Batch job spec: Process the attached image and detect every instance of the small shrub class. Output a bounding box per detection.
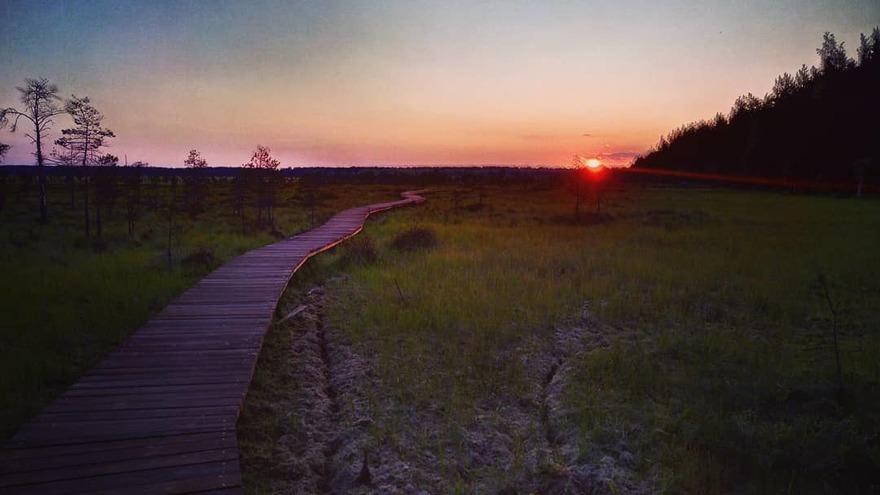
[181,247,215,271]
[640,209,708,229]
[550,212,614,226]
[341,234,378,267]
[91,238,108,252]
[391,227,438,252]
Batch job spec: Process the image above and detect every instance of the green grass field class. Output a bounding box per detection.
[2,174,878,493]
[240,183,880,493]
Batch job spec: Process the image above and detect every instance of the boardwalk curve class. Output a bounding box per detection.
[0,191,426,494]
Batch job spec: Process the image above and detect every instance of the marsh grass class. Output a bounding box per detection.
[0,176,413,441]
[390,226,438,252]
[318,184,880,492]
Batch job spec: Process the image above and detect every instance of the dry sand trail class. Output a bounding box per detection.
[241,287,650,493]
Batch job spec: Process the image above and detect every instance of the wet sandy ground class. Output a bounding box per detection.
[240,286,648,494]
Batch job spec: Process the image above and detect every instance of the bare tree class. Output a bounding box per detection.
[244,145,281,227]
[300,173,323,229]
[814,273,844,393]
[569,155,586,218]
[93,153,119,239]
[232,166,247,229]
[166,175,180,271]
[0,148,8,211]
[125,161,147,238]
[183,149,208,215]
[0,78,64,223]
[54,95,115,238]
[0,167,7,211]
[51,143,78,210]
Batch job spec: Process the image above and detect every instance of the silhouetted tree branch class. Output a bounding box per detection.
[55,95,115,238]
[0,78,64,223]
[817,32,853,73]
[93,153,119,240]
[125,160,147,238]
[244,145,281,228]
[569,155,586,217]
[183,149,208,215]
[856,27,880,66]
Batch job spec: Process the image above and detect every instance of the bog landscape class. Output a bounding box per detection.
[1,3,879,495]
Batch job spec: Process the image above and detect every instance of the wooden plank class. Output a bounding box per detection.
[0,447,237,486]
[53,387,246,404]
[156,308,274,318]
[121,335,263,344]
[188,488,243,495]
[70,379,244,392]
[0,432,236,471]
[9,416,234,447]
[85,470,243,495]
[85,368,250,378]
[137,318,268,326]
[22,406,241,424]
[132,327,267,336]
[148,315,271,323]
[62,383,247,398]
[116,340,263,351]
[97,358,254,368]
[0,433,236,465]
[105,348,258,358]
[92,355,255,369]
[80,368,251,380]
[88,363,253,375]
[170,294,281,302]
[1,459,241,495]
[41,395,245,414]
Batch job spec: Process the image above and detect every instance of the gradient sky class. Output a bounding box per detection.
[1,1,877,168]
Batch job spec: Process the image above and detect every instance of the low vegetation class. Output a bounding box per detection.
[0,175,408,441]
[240,183,880,493]
[3,172,878,493]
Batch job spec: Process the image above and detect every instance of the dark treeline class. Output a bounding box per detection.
[634,29,880,193]
[0,164,564,184]
[0,163,583,250]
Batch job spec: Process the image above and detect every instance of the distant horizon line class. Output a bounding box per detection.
[0,162,634,169]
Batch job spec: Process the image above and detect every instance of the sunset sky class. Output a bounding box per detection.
[1,1,877,168]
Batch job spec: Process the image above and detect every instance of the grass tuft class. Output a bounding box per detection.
[390,226,438,252]
[340,234,379,267]
[316,184,880,493]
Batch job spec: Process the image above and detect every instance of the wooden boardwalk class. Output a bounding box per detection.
[0,191,425,495]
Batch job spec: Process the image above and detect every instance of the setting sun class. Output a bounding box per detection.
[586,158,602,169]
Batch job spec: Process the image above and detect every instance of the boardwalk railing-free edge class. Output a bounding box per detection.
[0,190,426,495]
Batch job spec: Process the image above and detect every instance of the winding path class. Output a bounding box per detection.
[0,191,425,495]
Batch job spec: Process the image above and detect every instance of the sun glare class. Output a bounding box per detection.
[586,158,602,169]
